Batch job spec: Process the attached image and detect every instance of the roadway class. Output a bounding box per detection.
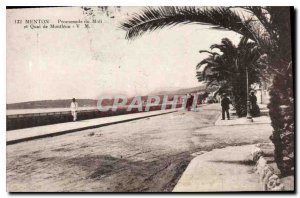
[7,104,271,192]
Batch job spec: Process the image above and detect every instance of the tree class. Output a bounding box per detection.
[119,6,294,175]
[196,37,263,117]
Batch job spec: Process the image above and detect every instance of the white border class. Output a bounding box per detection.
[1,0,299,198]
[2,0,300,6]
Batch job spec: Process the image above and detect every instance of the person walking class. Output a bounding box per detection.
[186,93,194,111]
[249,91,260,117]
[221,93,231,120]
[70,98,78,121]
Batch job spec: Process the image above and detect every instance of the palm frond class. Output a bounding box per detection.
[120,6,258,41]
[237,36,249,49]
[196,57,216,69]
[199,50,219,56]
[210,37,238,57]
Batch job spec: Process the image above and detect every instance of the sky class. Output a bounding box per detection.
[6,7,242,104]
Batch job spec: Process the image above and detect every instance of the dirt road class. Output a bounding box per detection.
[7,104,272,192]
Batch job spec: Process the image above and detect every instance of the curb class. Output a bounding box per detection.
[7,110,177,145]
[251,143,284,191]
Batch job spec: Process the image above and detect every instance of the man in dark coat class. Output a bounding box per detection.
[221,94,231,120]
[186,93,194,111]
[249,91,260,117]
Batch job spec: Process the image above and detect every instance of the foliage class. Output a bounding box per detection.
[196,37,263,117]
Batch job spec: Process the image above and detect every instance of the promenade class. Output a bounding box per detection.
[7,109,177,145]
[7,104,274,192]
[173,145,261,192]
[173,114,272,192]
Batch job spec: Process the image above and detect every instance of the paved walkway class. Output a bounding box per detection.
[173,107,272,192]
[7,109,177,145]
[215,107,271,126]
[215,114,271,126]
[173,145,261,192]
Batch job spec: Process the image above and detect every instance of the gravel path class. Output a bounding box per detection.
[7,104,272,192]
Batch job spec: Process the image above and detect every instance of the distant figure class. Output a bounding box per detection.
[70,98,78,121]
[221,93,231,120]
[249,91,260,117]
[186,93,194,111]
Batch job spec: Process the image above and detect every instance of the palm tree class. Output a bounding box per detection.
[120,6,293,176]
[196,37,263,117]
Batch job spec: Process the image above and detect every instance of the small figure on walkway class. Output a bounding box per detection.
[186,93,194,111]
[70,98,78,121]
[249,91,260,117]
[221,93,231,120]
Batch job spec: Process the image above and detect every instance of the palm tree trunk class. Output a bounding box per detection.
[268,62,294,176]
